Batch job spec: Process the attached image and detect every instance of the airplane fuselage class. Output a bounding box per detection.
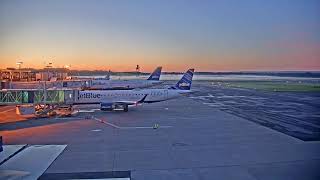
[76,89,190,104]
[89,79,162,90]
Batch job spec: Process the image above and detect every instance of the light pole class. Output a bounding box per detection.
[46,62,53,81]
[136,64,140,77]
[16,61,23,70]
[16,61,23,80]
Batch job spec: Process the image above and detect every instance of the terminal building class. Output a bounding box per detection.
[0,68,68,82]
[0,68,73,90]
[0,69,36,82]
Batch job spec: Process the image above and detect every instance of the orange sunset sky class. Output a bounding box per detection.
[0,0,319,72]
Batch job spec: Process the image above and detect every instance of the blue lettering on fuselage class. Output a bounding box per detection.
[78,92,102,99]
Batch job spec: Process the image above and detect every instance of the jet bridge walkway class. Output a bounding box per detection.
[0,89,78,105]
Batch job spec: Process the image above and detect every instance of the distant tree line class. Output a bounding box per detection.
[69,70,320,78]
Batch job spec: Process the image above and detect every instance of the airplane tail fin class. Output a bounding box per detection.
[147,67,162,80]
[169,69,194,90]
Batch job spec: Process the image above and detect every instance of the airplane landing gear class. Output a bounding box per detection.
[124,105,128,112]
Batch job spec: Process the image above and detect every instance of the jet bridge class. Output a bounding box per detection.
[0,89,77,105]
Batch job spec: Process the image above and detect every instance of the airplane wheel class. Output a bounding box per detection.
[124,105,128,112]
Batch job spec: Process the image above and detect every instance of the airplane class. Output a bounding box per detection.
[87,66,163,90]
[76,68,194,112]
[3,67,162,91]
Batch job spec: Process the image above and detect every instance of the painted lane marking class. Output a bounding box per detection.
[53,117,84,120]
[93,117,121,129]
[91,129,102,132]
[121,125,172,129]
[0,108,15,114]
[93,117,172,130]
[0,106,12,110]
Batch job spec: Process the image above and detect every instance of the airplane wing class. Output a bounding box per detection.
[102,94,148,106]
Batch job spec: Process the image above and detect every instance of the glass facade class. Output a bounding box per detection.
[0,90,71,104]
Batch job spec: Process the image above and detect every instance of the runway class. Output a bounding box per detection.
[0,81,319,179]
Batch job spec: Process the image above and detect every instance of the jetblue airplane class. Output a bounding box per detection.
[88,67,163,90]
[76,69,194,112]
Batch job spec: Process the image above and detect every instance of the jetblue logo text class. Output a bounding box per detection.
[179,82,190,87]
[79,93,102,99]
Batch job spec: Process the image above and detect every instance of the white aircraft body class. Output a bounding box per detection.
[87,67,163,90]
[76,69,194,112]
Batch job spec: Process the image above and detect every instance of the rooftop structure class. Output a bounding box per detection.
[0,68,69,82]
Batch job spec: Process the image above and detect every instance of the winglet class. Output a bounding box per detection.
[147,67,162,80]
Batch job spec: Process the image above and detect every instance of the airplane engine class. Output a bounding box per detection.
[114,104,129,112]
[100,103,129,112]
[100,103,113,111]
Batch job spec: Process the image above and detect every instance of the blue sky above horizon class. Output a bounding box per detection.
[0,0,319,71]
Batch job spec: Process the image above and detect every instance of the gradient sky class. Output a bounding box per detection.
[0,0,319,71]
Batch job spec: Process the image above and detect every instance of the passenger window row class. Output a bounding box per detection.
[104,93,146,96]
[99,92,163,97]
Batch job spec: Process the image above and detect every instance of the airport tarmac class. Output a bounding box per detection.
[189,81,320,141]
[0,106,26,124]
[0,81,320,179]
